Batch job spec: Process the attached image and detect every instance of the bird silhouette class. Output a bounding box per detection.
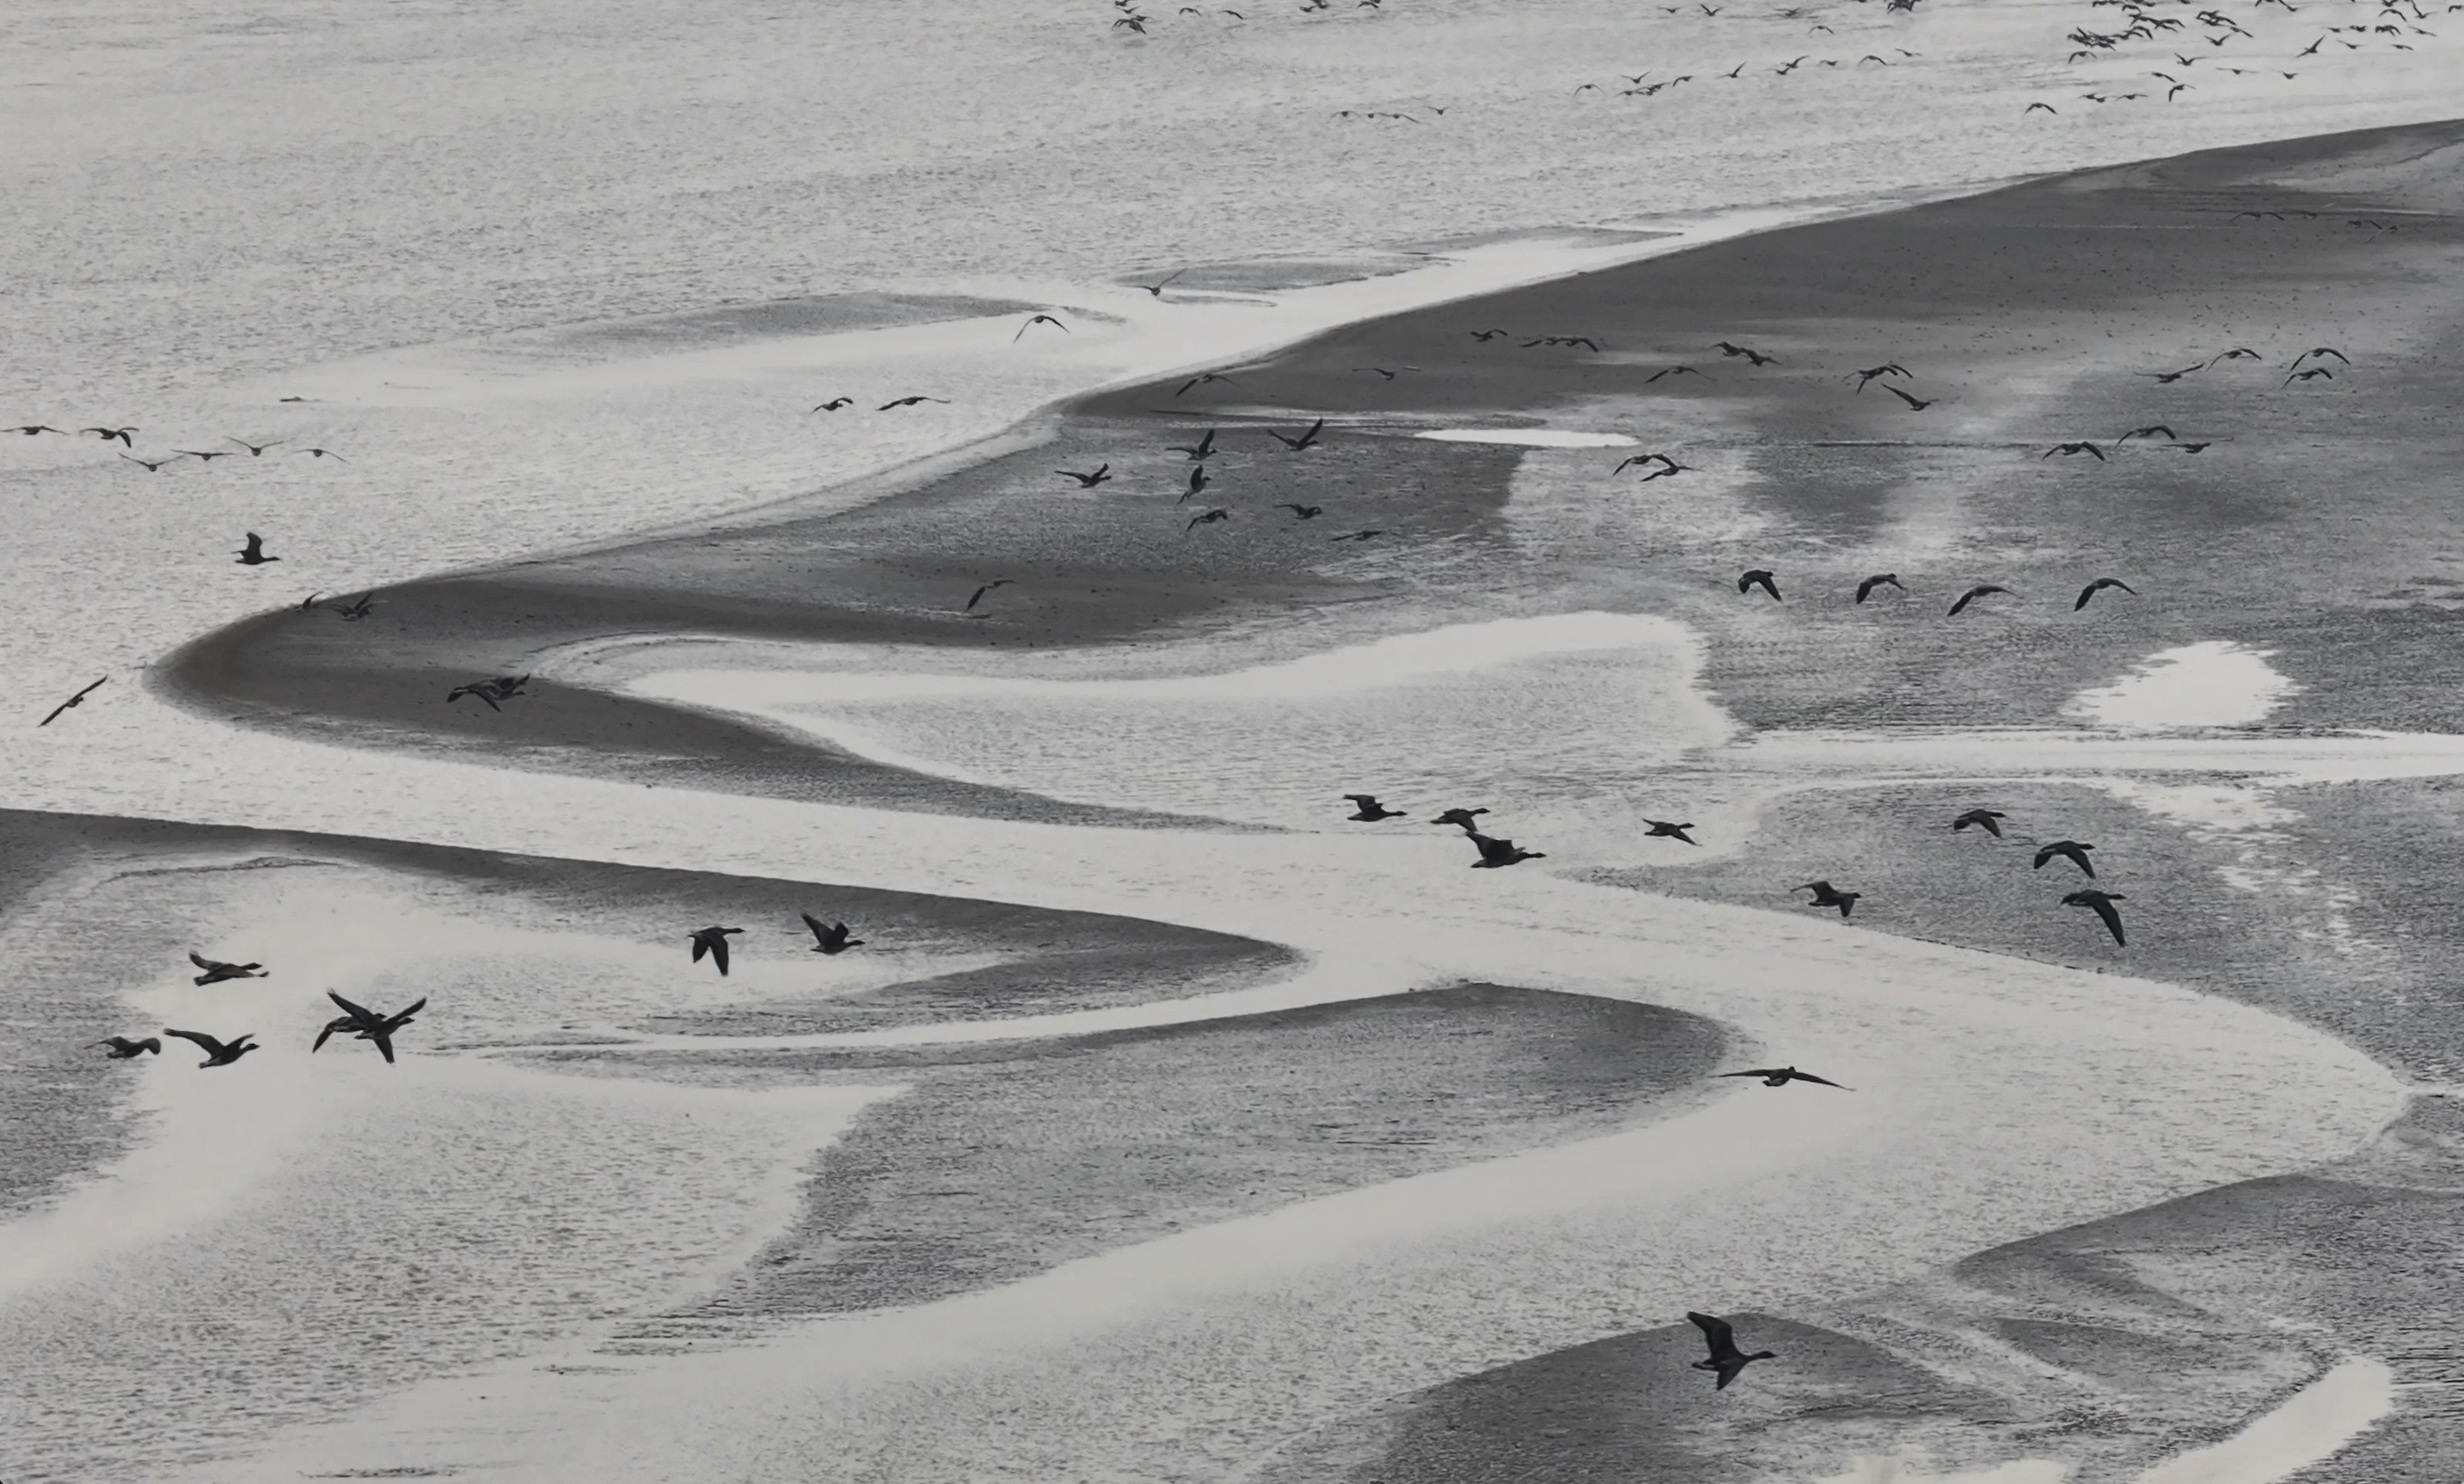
[1186,506,1230,531]
[2034,840,2097,877]
[1175,372,1238,396]
[1636,461,1693,482]
[2292,346,2350,367]
[1328,529,1384,542]
[1645,365,1707,383]
[1468,328,1510,340]
[802,913,865,954]
[235,532,279,566]
[810,397,855,413]
[447,676,530,710]
[2044,442,2106,460]
[1848,363,1912,391]
[313,990,425,1064]
[164,1028,258,1068]
[293,446,349,461]
[1168,429,1218,460]
[188,951,266,985]
[1688,1312,1778,1390]
[1855,573,1904,604]
[2075,577,2136,610]
[1468,832,1546,868]
[1615,453,1682,476]
[1057,464,1112,488]
[1797,880,1860,917]
[1181,465,1211,502]
[1343,794,1407,821]
[120,454,179,472]
[1952,808,2006,837]
[1645,820,1699,844]
[1014,313,1069,341]
[1431,806,1489,832]
[2063,888,2127,945]
[81,426,138,445]
[40,676,107,727]
[1278,503,1324,519]
[1880,384,1935,410]
[225,437,285,456]
[878,396,950,409]
[689,926,744,976]
[1270,419,1328,451]
[964,579,1013,612]
[5,424,64,436]
[336,593,377,620]
[2139,365,2204,384]
[2025,101,2058,113]
[95,1036,162,1058]
[2283,367,2334,387]
[1140,269,1187,297]
[2207,348,2261,365]
[1738,569,1781,601]
[1713,341,1778,365]
[1946,584,2010,616]
[177,448,235,462]
[1719,1065,1848,1088]
[2116,426,2176,443]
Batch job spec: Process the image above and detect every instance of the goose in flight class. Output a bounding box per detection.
[1645,365,1706,383]
[164,1028,260,1068]
[1880,384,1934,411]
[802,913,865,954]
[1946,584,2010,616]
[1855,573,1903,604]
[1057,464,1112,488]
[336,593,377,620]
[2138,365,2203,384]
[1328,529,1384,542]
[1468,832,1547,868]
[40,676,107,727]
[689,925,744,976]
[1719,1065,1847,1088]
[294,446,350,461]
[1644,820,1698,844]
[1175,372,1238,396]
[2207,348,2261,365]
[225,438,285,456]
[1186,506,1230,531]
[1738,569,1781,600]
[2291,346,2349,367]
[177,448,236,462]
[120,453,179,472]
[2043,442,2105,460]
[2116,426,2176,443]
[95,1036,161,1058]
[1848,363,1912,391]
[964,579,1013,612]
[447,676,530,711]
[2283,367,2334,387]
[1278,503,1323,519]
[1343,794,1407,821]
[810,397,855,413]
[2033,840,2097,877]
[81,426,138,445]
[1431,806,1489,831]
[1269,419,1327,451]
[1952,808,2006,837]
[1013,313,1069,341]
[1468,328,1510,340]
[2075,576,2136,610]
[878,396,951,409]
[235,532,279,566]
[189,951,266,985]
[1713,341,1778,365]
[5,424,64,436]
[1796,880,1860,917]
[1181,465,1211,502]
[1615,453,1682,476]
[314,990,425,1064]
[1168,429,1217,460]
[1140,269,1186,297]
[2063,888,2127,945]
[1688,1312,1778,1389]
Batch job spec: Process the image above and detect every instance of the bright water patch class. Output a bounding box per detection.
[1414,428,1639,448]
[2067,642,2302,730]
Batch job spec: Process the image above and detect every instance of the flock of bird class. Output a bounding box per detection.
[2,423,349,472]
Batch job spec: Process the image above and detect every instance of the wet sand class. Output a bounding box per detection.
[159,119,2464,813]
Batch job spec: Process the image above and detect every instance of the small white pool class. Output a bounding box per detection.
[2067,641,2302,729]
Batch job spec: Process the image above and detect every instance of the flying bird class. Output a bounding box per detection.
[1952,808,2006,837]
[1719,1065,1848,1088]
[176,448,235,462]
[2292,346,2350,366]
[1057,464,1112,488]
[224,437,285,456]
[235,532,279,565]
[1344,794,1407,820]
[2026,101,2058,113]
[1688,1312,1779,1390]
[1270,419,1328,451]
[1946,584,2010,616]
[1738,569,1781,601]
[1175,372,1238,396]
[1468,328,1510,340]
[810,397,854,413]
[1797,880,1860,917]
[1615,453,1681,475]
[1140,270,1187,297]
[5,424,64,436]
[1713,341,1778,365]
[2208,347,2261,365]
[81,426,138,445]
[1168,429,1217,460]
[1468,832,1547,868]
[2044,441,2106,460]
[313,990,425,1064]
[1645,365,1706,383]
[802,913,865,954]
[2139,365,2204,384]
[2063,888,2128,945]
[1854,573,1903,604]
[120,453,179,472]
[689,925,745,976]
[2116,426,2176,443]
[2034,840,2097,877]
[447,676,530,710]
[2075,576,2136,610]
[188,952,266,986]
[95,1036,162,1058]
[1328,529,1384,542]
[964,579,1014,612]
[1431,806,1490,831]
[1186,506,1230,531]
[1848,363,1911,391]
[1181,465,1211,502]
[1014,313,1069,341]
[1277,503,1323,519]
[163,1028,259,1068]
[1880,384,1935,410]
[39,676,107,727]
[336,593,377,620]
[2283,367,2333,387]
[1644,820,1698,844]
[294,447,349,461]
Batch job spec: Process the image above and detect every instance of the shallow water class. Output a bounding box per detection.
[2068,641,2303,730]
